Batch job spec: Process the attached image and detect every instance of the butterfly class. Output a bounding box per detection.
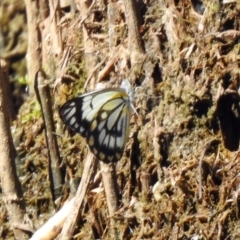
[59,80,135,163]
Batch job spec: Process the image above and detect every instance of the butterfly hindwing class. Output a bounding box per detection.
[86,94,131,162]
[59,86,132,163]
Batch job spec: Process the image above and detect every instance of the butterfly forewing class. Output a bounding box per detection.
[59,87,133,163]
[59,97,91,137]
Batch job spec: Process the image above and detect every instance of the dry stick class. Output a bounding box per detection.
[123,0,144,69]
[108,2,119,51]
[100,162,119,215]
[77,0,100,91]
[198,148,205,201]
[54,46,72,89]
[0,60,16,121]
[79,0,96,25]
[0,64,31,239]
[35,70,63,201]
[83,56,108,90]
[97,46,122,83]
[30,198,75,240]
[49,0,63,57]
[100,161,120,240]
[59,154,98,239]
[24,0,41,94]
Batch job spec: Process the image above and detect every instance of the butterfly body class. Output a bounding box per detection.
[59,80,134,163]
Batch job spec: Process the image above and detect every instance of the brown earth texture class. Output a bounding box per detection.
[1,0,240,239]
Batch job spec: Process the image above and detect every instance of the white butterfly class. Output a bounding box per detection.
[59,80,135,163]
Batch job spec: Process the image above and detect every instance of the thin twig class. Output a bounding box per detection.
[83,56,108,90]
[24,0,41,93]
[35,69,63,201]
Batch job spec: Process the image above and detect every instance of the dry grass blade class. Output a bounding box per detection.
[59,154,97,239]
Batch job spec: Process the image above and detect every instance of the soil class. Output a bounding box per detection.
[1,0,240,239]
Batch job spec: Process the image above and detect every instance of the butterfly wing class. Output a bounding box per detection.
[59,89,114,138]
[59,88,131,163]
